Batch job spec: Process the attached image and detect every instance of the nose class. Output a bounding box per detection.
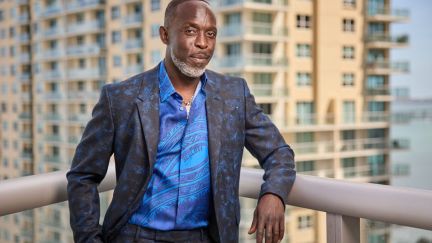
[195,31,208,49]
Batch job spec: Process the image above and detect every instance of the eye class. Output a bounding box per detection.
[206,31,217,38]
[185,27,197,35]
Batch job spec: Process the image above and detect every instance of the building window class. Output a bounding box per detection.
[226,43,241,56]
[342,73,355,86]
[343,0,356,8]
[224,12,241,25]
[151,0,160,11]
[297,161,315,172]
[296,15,311,29]
[258,103,273,115]
[343,18,355,32]
[296,102,314,124]
[79,104,86,114]
[78,59,85,68]
[298,215,313,229]
[151,24,159,38]
[252,42,272,54]
[342,158,356,178]
[296,44,311,57]
[297,72,311,86]
[342,46,355,59]
[343,101,355,123]
[111,6,120,20]
[111,31,121,44]
[113,55,122,67]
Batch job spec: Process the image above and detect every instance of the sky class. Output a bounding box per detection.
[391,0,432,99]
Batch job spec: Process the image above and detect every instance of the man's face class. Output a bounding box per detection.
[164,1,217,77]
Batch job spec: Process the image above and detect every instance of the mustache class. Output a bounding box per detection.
[190,53,212,59]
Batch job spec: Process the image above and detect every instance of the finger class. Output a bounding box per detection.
[249,210,258,234]
[279,215,285,241]
[273,221,279,243]
[265,222,273,243]
[256,214,265,243]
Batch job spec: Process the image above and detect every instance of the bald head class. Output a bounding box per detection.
[164,0,211,28]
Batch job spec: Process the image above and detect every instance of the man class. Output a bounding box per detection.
[66,0,296,242]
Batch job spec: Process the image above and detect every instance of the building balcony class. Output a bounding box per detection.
[21,132,32,140]
[68,114,90,122]
[124,39,143,50]
[366,60,409,75]
[219,23,288,42]
[34,49,65,60]
[17,0,29,5]
[16,33,30,43]
[124,65,144,76]
[35,4,63,18]
[19,112,32,120]
[66,68,105,80]
[340,138,388,154]
[66,20,105,35]
[15,13,29,24]
[44,113,63,121]
[35,70,65,81]
[250,84,289,98]
[342,164,388,182]
[43,27,65,39]
[217,0,289,11]
[45,135,62,143]
[367,7,410,22]
[68,136,80,144]
[1,165,431,243]
[44,155,62,163]
[122,14,143,26]
[44,92,64,100]
[20,152,32,160]
[67,91,100,100]
[366,34,409,48]
[66,44,102,57]
[19,53,30,63]
[214,54,288,72]
[66,0,104,12]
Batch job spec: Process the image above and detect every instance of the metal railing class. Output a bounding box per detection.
[0,164,431,243]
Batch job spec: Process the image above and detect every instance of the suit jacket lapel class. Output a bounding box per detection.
[135,65,160,170]
[204,71,223,192]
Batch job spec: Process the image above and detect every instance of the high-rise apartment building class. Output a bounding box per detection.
[0,0,408,242]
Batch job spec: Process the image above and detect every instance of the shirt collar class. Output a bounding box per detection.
[158,61,208,103]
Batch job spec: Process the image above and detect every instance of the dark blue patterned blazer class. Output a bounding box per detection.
[66,64,296,243]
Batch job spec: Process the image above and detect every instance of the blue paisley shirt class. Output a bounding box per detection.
[129,62,211,230]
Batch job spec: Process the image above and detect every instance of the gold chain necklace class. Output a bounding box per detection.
[182,95,194,107]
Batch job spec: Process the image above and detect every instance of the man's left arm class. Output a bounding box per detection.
[241,78,296,243]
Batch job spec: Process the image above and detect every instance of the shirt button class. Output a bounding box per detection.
[179,106,184,111]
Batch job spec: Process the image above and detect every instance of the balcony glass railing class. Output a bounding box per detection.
[123,14,143,25]
[220,23,288,37]
[218,0,288,7]
[217,54,288,68]
[124,39,144,50]
[250,84,289,97]
[66,0,104,12]
[44,113,62,121]
[366,87,391,95]
[366,34,409,44]
[366,60,410,73]
[340,138,388,152]
[66,44,101,56]
[67,68,105,79]
[66,20,105,34]
[367,7,410,18]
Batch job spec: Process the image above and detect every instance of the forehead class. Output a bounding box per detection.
[173,1,216,27]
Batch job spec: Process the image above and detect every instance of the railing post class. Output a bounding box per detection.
[326,213,360,243]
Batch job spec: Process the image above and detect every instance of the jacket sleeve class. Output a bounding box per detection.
[66,84,115,243]
[242,79,296,206]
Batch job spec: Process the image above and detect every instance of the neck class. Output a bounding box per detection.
[163,58,201,98]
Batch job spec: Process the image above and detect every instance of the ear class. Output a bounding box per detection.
[159,26,169,45]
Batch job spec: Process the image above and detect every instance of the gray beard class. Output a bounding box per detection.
[170,48,206,78]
